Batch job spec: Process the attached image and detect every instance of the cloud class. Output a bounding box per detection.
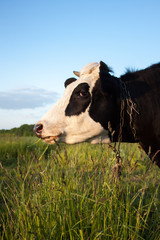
[0,104,54,129]
[0,88,59,110]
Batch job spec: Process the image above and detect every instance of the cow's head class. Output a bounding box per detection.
[33,61,119,144]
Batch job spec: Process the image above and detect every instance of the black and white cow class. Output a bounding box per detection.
[34,61,160,167]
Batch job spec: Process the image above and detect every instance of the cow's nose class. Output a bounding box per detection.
[33,123,43,138]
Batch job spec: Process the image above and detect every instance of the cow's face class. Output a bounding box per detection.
[34,61,118,144]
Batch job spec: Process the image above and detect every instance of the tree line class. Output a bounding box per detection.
[0,124,34,136]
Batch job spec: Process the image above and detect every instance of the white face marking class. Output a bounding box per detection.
[36,62,110,144]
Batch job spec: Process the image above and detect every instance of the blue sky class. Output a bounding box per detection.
[0,0,160,129]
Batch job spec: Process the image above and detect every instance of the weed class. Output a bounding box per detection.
[0,136,160,239]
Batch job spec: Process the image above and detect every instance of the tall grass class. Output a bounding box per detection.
[0,136,160,239]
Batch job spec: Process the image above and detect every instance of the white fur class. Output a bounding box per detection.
[36,62,110,144]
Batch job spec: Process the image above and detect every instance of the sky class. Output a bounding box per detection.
[0,0,160,129]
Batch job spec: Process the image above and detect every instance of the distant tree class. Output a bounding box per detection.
[0,124,34,136]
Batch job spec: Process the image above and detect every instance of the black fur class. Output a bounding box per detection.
[64,78,77,88]
[65,83,91,116]
[89,80,118,130]
[97,61,160,167]
[99,66,120,97]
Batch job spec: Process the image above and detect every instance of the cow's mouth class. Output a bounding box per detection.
[42,136,59,143]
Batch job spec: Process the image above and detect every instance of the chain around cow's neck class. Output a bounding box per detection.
[118,78,139,143]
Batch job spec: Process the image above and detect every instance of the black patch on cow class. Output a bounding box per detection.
[99,61,120,97]
[64,78,77,88]
[100,61,113,73]
[89,80,118,130]
[65,83,91,116]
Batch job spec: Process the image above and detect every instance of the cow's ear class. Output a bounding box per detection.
[99,61,119,96]
[64,77,77,88]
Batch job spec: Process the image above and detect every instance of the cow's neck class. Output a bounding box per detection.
[111,79,138,143]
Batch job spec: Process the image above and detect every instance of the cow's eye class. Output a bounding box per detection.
[79,91,88,97]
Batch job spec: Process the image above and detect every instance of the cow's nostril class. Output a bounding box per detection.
[36,124,43,132]
[33,123,43,137]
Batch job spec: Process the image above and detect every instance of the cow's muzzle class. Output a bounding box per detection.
[33,123,43,138]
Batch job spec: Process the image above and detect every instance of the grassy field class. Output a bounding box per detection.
[0,135,160,239]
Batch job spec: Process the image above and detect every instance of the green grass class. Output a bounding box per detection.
[0,135,160,239]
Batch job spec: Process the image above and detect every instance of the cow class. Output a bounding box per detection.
[33,61,160,167]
